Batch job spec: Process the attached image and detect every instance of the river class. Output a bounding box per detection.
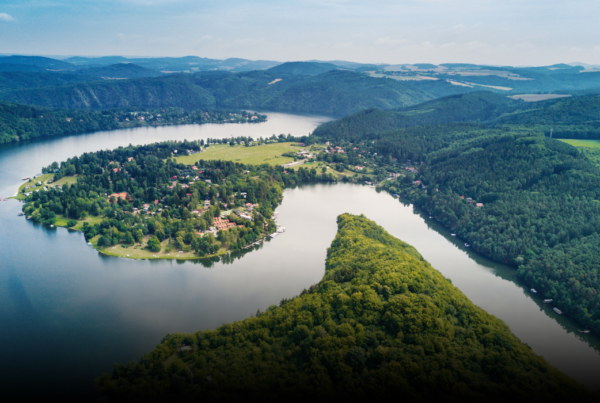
[0,112,599,396]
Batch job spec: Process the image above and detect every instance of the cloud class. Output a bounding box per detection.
[0,13,15,22]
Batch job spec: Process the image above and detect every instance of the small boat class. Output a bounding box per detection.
[429,216,433,219]
[18,212,24,216]
[450,234,456,236]
[22,177,30,181]
[553,307,563,315]
[464,243,470,247]
[88,242,92,245]
[579,330,590,334]
[50,224,54,228]
[530,288,537,294]
[543,299,553,303]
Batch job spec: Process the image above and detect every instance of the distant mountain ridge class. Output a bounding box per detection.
[268,61,343,75]
[0,69,439,116]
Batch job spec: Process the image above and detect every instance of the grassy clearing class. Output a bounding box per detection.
[16,174,54,200]
[559,139,600,149]
[95,235,227,260]
[52,176,78,187]
[16,174,79,200]
[173,142,304,166]
[560,139,600,167]
[53,214,104,231]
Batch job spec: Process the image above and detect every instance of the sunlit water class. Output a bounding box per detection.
[1,113,599,397]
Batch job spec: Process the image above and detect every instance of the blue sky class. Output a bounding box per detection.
[1,0,599,65]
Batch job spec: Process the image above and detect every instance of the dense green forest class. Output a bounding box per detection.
[314,92,600,140]
[0,69,467,116]
[22,139,338,257]
[312,121,600,333]
[96,214,587,400]
[0,100,265,144]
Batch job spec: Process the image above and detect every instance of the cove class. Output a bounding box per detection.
[0,113,599,397]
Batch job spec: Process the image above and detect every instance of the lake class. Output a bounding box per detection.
[1,112,599,397]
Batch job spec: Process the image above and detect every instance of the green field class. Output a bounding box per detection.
[16,174,79,200]
[52,175,78,187]
[173,142,304,166]
[559,139,600,148]
[94,235,228,260]
[560,139,600,167]
[16,174,54,199]
[54,214,103,231]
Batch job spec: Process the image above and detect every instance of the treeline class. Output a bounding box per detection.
[0,100,265,144]
[352,124,600,333]
[314,91,600,140]
[97,214,587,400]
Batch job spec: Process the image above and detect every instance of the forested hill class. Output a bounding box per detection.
[317,122,600,333]
[0,101,264,144]
[97,213,586,400]
[314,91,600,140]
[267,61,342,75]
[313,92,521,139]
[0,101,119,144]
[75,63,163,79]
[0,70,436,116]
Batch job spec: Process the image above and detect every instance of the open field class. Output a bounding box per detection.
[560,139,600,167]
[52,176,78,187]
[16,174,54,199]
[173,142,304,166]
[509,94,572,102]
[54,214,104,231]
[559,139,600,148]
[91,234,229,260]
[16,174,79,200]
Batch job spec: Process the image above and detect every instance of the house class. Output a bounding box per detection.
[154,200,159,205]
[355,166,364,170]
[476,203,484,208]
[108,192,129,203]
[127,157,134,162]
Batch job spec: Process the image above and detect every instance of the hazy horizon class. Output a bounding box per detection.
[1,0,600,66]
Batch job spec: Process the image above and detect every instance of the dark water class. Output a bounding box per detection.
[1,114,600,397]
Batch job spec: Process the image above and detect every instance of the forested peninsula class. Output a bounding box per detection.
[20,139,338,259]
[309,97,600,334]
[96,214,587,401]
[314,91,600,140]
[0,101,265,144]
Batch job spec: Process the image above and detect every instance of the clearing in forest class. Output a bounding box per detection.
[173,142,304,166]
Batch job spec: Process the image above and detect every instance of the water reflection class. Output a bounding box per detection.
[1,116,600,394]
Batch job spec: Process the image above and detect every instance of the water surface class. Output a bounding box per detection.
[1,114,599,397]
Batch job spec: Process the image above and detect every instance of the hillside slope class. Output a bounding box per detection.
[0,70,435,116]
[97,214,587,401]
[314,91,600,140]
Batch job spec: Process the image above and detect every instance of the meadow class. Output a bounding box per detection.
[173,142,303,166]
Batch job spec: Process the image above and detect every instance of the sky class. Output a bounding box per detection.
[1,0,600,66]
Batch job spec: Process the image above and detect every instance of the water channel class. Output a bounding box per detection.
[1,112,599,396]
